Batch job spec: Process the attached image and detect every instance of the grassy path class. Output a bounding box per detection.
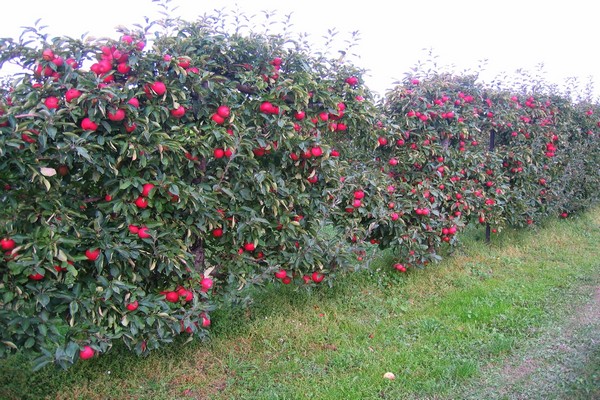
[459,283,600,400]
[1,208,599,399]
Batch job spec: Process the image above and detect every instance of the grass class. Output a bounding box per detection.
[1,208,599,399]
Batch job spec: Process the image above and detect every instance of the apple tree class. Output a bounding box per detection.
[0,9,380,369]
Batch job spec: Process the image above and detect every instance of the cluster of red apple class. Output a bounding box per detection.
[346,189,366,212]
[274,269,325,285]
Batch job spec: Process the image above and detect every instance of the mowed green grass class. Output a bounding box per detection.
[1,208,599,400]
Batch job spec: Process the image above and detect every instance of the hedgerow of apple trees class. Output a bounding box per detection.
[0,10,383,369]
[334,67,599,271]
[1,8,599,371]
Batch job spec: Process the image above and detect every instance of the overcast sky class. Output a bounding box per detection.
[1,0,598,99]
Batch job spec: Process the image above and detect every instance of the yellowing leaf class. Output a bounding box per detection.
[40,167,56,177]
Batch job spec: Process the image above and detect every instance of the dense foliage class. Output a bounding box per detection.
[0,6,598,370]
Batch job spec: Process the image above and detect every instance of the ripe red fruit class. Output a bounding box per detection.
[211,113,225,124]
[201,277,213,291]
[170,106,186,118]
[79,346,95,360]
[135,196,148,209]
[85,248,100,261]
[29,273,44,280]
[282,276,292,285]
[81,118,98,131]
[213,148,225,158]
[117,62,131,74]
[212,228,223,238]
[243,243,256,252]
[201,314,211,327]
[294,111,305,120]
[378,137,388,146]
[42,48,55,61]
[126,301,139,311]
[150,81,167,96]
[330,149,340,157]
[124,122,137,133]
[216,105,231,118]
[311,272,324,283]
[141,183,155,197]
[394,263,407,272]
[0,238,16,251]
[345,76,358,86]
[108,109,126,121]
[259,101,275,114]
[275,269,287,279]
[137,226,151,239]
[165,291,179,303]
[178,288,193,302]
[353,190,365,200]
[44,97,59,109]
[65,88,82,103]
[127,97,140,108]
[177,57,191,68]
[128,225,140,234]
[311,146,323,157]
[389,158,399,166]
[104,194,112,202]
[352,199,362,208]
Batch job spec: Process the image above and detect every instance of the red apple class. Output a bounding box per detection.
[243,243,256,252]
[44,97,59,109]
[108,109,126,121]
[211,113,225,124]
[311,272,324,283]
[212,228,223,238]
[214,148,225,158]
[164,291,179,303]
[275,269,287,279]
[117,63,131,74]
[135,196,148,209]
[150,81,166,96]
[85,248,100,261]
[127,97,140,108]
[79,345,95,360]
[29,272,44,280]
[137,226,151,239]
[216,105,230,118]
[126,301,139,311]
[81,118,98,131]
[65,88,82,103]
[201,278,213,291]
[170,106,186,118]
[0,238,16,251]
[345,76,358,86]
[42,48,55,61]
[141,183,155,197]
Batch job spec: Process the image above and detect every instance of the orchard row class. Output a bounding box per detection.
[0,13,598,369]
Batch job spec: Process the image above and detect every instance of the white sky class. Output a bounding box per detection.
[1,0,598,99]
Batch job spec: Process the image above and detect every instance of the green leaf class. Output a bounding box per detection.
[75,146,91,161]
